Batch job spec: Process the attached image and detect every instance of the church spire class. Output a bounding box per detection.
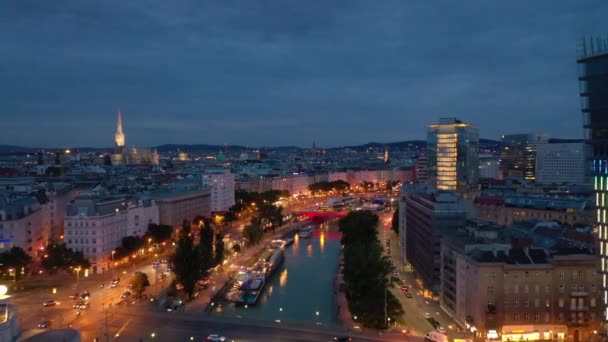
[115,108,125,148]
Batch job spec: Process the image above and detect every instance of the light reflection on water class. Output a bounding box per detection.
[215,223,341,326]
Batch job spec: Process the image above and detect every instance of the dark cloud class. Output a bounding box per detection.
[1,0,606,147]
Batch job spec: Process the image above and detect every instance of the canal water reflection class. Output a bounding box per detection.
[215,222,342,326]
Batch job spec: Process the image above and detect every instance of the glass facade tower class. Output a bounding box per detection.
[427,117,479,197]
[578,37,608,326]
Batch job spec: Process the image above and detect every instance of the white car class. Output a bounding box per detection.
[436,326,447,334]
[424,312,432,319]
[206,334,226,341]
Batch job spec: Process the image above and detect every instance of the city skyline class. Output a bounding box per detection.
[1,1,606,148]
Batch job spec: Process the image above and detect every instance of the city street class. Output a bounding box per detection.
[379,211,473,340]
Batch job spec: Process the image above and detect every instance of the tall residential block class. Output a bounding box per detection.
[578,36,608,328]
[201,170,235,213]
[427,117,479,197]
[500,133,548,181]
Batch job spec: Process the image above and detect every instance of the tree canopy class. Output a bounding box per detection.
[243,224,264,246]
[171,220,201,301]
[391,207,399,236]
[42,242,91,274]
[0,246,32,280]
[308,180,350,194]
[129,271,150,299]
[339,211,403,329]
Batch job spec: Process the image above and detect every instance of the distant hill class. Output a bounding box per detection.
[548,138,584,144]
[0,138,507,155]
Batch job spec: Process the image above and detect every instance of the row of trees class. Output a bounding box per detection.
[171,219,225,300]
[308,180,350,194]
[113,223,173,259]
[339,211,403,329]
[42,241,91,274]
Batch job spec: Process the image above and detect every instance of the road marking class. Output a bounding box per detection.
[114,318,132,337]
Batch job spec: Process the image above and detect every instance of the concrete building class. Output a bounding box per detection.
[474,195,590,226]
[0,194,50,256]
[578,37,608,329]
[64,195,159,273]
[479,154,501,180]
[403,186,467,294]
[201,170,235,213]
[501,133,549,181]
[535,142,586,185]
[152,188,211,227]
[427,118,479,197]
[441,224,600,342]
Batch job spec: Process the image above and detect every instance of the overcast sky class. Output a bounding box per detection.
[1,1,606,148]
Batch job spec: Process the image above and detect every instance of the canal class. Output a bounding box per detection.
[215,221,342,326]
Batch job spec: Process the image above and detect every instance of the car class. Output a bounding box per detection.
[80,291,90,299]
[424,312,432,319]
[121,291,131,300]
[334,336,352,342]
[110,282,118,288]
[37,320,52,328]
[401,285,409,292]
[206,334,226,341]
[77,303,91,310]
[68,293,78,300]
[436,326,447,334]
[126,284,134,289]
[43,300,59,307]
[405,293,413,298]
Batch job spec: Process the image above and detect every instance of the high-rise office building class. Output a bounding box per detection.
[427,117,479,197]
[578,37,608,328]
[500,133,548,181]
[535,142,586,185]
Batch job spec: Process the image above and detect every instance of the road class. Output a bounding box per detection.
[379,211,474,340]
[16,261,174,341]
[77,309,426,342]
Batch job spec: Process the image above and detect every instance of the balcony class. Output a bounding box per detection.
[570,291,589,297]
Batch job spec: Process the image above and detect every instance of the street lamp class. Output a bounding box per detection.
[75,266,82,283]
[111,250,116,262]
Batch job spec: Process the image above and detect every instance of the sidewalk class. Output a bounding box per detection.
[184,221,306,313]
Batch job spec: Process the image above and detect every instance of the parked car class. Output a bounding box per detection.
[68,293,78,300]
[206,334,226,341]
[43,300,58,307]
[405,292,413,298]
[334,336,352,342]
[121,291,131,300]
[424,312,432,319]
[80,291,90,299]
[436,326,447,334]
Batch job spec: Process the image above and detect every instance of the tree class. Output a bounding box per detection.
[243,224,263,246]
[129,271,150,299]
[147,223,173,243]
[199,220,215,275]
[391,207,399,236]
[42,242,91,274]
[214,233,225,266]
[0,247,32,280]
[339,211,403,329]
[171,220,201,301]
[308,181,350,194]
[122,236,145,253]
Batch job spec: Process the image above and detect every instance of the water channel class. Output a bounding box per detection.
[214,221,342,326]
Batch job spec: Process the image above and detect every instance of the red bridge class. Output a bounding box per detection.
[296,211,347,219]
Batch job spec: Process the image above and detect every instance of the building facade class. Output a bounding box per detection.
[201,170,235,213]
[474,195,590,226]
[578,37,608,330]
[64,196,158,273]
[501,133,549,181]
[427,118,479,197]
[152,189,211,227]
[479,154,501,180]
[535,143,586,185]
[403,187,466,294]
[0,194,50,256]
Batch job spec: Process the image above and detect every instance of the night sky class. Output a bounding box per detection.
[1,1,606,148]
